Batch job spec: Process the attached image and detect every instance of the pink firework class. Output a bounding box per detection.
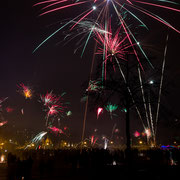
[0,121,7,127]
[6,107,14,113]
[40,91,57,106]
[96,22,131,60]
[134,131,140,137]
[34,0,180,34]
[114,128,119,133]
[41,92,69,126]
[91,135,98,145]
[47,105,62,117]
[33,0,180,65]
[17,83,33,99]
[48,126,64,134]
[41,92,68,117]
[95,20,136,78]
[97,107,103,119]
[91,135,94,145]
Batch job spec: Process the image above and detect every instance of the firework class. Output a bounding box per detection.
[0,97,8,124]
[155,34,169,139]
[34,0,180,33]
[90,135,98,146]
[33,0,180,145]
[47,105,61,117]
[95,21,132,59]
[110,123,117,139]
[40,91,69,126]
[91,135,94,145]
[86,80,102,92]
[97,107,103,119]
[134,131,140,137]
[17,83,33,99]
[64,126,68,131]
[0,97,8,109]
[48,126,64,134]
[144,128,151,138]
[0,121,7,127]
[6,107,14,113]
[102,136,109,149]
[40,91,57,106]
[66,110,72,116]
[105,103,118,119]
[114,128,119,133]
[138,66,149,131]
[121,108,127,113]
[45,104,63,126]
[0,98,8,126]
[25,131,47,149]
[105,103,118,113]
[32,131,47,142]
[95,20,135,79]
[142,132,146,137]
[62,19,111,56]
[33,0,180,70]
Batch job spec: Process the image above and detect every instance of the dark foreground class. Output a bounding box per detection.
[1,148,180,179]
[1,164,180,180]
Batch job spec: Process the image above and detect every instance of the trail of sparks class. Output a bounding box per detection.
[137,66,150,130]
[110,123,117,139]
[155,33,169,137]
[134,1,180,13]
[148,92,155,144]
[25,131,47,149]
[111,2,144,70]
[33,0,180,68]
[0,97,8,106]
[115,56,145,129]
[91,135,98,146]
[33,0,180,144]
[127,3,180,34]
[38,1,87,16]
[34,0,180,34]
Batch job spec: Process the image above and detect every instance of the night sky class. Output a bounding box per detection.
[1,0,180,144]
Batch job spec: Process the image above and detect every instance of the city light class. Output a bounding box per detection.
[0,155,5,163]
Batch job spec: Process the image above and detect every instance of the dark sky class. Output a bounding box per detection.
[0,0,180,143]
